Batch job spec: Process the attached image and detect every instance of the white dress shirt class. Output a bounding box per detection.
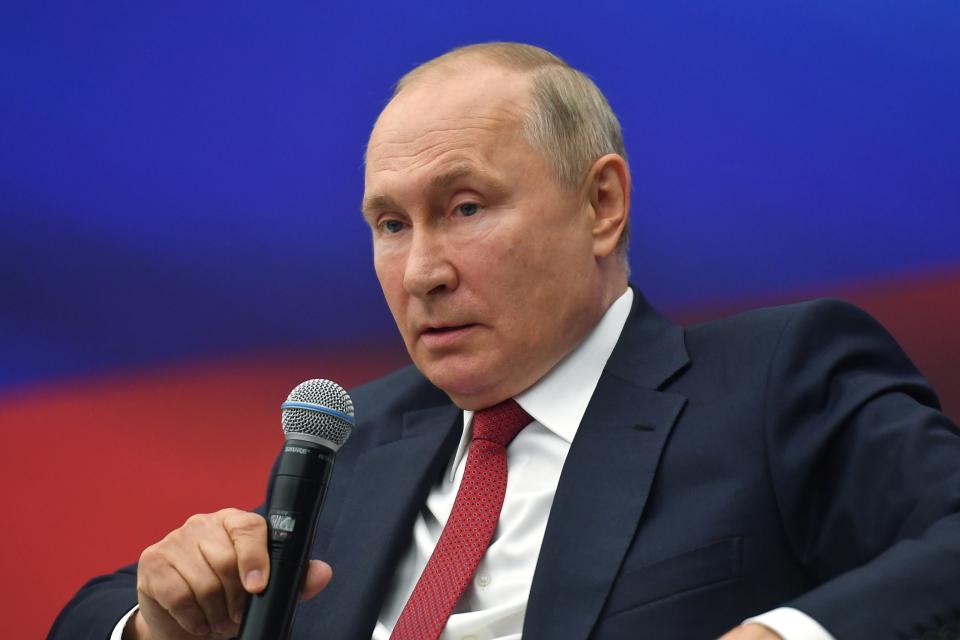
[112,288,834,640]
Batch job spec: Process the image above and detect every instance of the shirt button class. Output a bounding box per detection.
[475,572,491,588]
[463,636,477,640]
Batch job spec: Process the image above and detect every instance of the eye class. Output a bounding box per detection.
[380,219,406,234]
[456,202,480,217]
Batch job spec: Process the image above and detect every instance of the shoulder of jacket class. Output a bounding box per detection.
[685,297,869,336]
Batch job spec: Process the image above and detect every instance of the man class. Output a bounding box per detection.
[52,43,960,640]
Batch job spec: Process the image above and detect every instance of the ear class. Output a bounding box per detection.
[585,154,630,259]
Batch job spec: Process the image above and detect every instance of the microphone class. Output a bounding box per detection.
[237,379,354,640]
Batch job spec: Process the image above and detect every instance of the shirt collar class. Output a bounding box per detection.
[450,288,634,482]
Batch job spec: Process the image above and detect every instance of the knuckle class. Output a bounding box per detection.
[170,608,206,635]
[138,546,176,582]
[184,512,213,529]
[138,544,161,566]
[155,581,195,613]
[204,545,238,575]
[224,511,265,538]
[167,594,213,635]
[215,507,243,519]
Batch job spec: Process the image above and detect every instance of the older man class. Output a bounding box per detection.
[52,43,960,640]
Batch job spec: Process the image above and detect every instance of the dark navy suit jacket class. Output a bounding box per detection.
[51,292,960,639]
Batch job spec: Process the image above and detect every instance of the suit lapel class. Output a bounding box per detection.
[301,402,461,639]
[524,290,690,639]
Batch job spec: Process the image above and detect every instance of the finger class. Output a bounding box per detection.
[221,509,269,593]
[177,539,235,636]
[197,528,249,627]
[300,560,333,601]
[137,591,198,640]
[161,514,238,636]
[142,560,212,636]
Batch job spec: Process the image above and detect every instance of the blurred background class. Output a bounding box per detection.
[1,1,958,636]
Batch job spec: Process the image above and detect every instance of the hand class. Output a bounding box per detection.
[124,508,332,640]
[718,623,784,640]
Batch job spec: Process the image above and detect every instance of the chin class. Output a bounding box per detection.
[419,364,501,409]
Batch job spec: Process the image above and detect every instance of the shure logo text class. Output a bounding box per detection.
[285,446,310,454]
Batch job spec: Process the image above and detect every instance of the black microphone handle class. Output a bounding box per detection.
[237,438,336,640]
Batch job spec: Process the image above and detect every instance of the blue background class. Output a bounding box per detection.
[3,1,958,389]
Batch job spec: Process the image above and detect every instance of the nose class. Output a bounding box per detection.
[403,227,458,298]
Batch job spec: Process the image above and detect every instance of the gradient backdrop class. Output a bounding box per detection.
[1,2,958,636]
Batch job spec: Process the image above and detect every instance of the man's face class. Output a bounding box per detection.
[363,63,606,410]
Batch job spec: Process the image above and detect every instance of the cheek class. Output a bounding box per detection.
[374,255,406,309]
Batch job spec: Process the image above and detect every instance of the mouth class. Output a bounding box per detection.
[422,323,475,335]
[418,323,479,347]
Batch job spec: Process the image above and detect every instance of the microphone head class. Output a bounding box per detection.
[281,379,354,450]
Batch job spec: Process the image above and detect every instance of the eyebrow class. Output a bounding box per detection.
[431,164,476,190]
[361,164,498,217]
[360,193,399,218]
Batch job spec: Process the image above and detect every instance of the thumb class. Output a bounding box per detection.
[300,560,333,601]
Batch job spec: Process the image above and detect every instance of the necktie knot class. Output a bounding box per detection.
[471,398,531,447]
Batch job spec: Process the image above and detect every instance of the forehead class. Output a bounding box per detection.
[365,64,533,177]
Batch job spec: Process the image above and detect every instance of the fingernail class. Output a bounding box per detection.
[245,569,263,589]
[232,609,243,624]
[214,622,233,635]
[195,624,210,635]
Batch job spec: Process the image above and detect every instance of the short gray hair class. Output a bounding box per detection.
[391,42,631,259]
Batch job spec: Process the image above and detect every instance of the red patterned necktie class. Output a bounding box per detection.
[390,398,532,640]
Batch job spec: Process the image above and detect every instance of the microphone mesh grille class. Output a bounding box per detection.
[282,379,354,448]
